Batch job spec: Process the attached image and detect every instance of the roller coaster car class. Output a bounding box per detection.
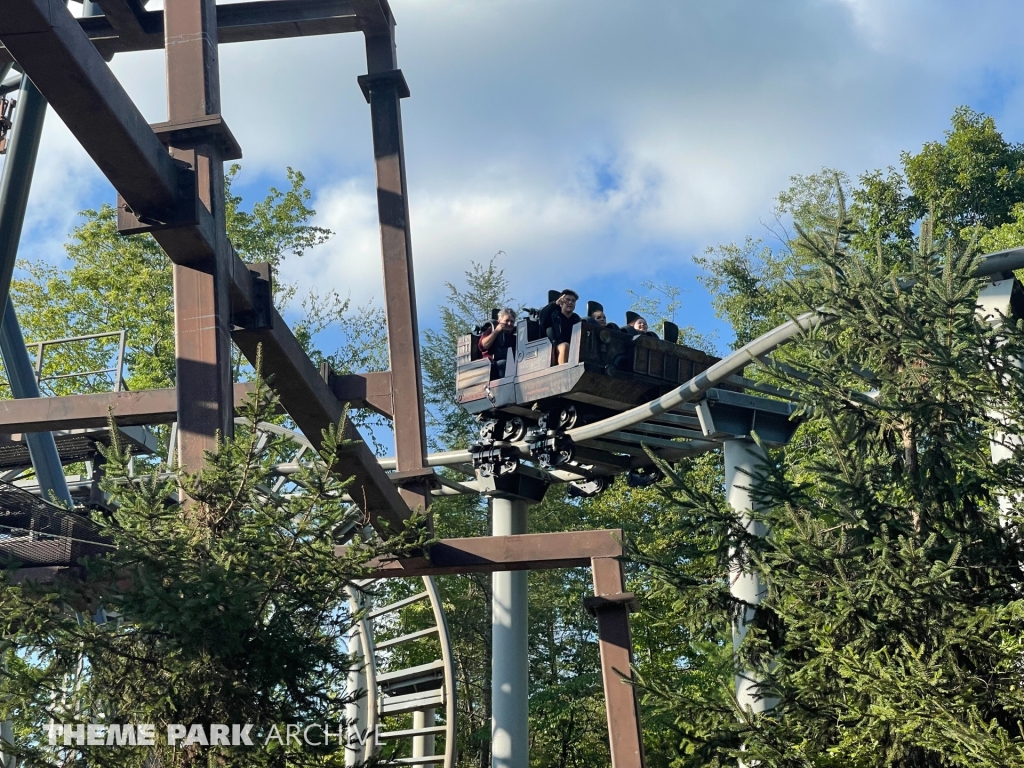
[455,314,720,427]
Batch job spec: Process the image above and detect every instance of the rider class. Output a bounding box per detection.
[625,312,658,338]
[479,308,518,378]
[539,289,580,365]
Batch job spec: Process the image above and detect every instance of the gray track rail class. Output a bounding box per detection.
[381,246,1024,480]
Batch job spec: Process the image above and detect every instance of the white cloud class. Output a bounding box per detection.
[16,0,1024,319]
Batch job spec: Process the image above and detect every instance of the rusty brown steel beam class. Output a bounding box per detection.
[359,23,431,512]
[0,383,254,434]
[588,557,646,768]
[0,0,182,216]
[217,0,363,42]
[233,308,412,534]
[323,368,393,419]
[0,0,374,61]
[0,371,398,432]
[162,0,236,473]
[351,529,626,577]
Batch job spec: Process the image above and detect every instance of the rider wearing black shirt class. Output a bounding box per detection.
[538,289,581,365]
[479,308,518,378]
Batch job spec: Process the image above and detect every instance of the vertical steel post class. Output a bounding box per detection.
[0,717,11,768]
[164,0,234,473]
[412,709,436,765]
[589,556,645,768]
[0,74,73,509]
[360,26,431,513]
[491,496,528,768]
[345,594,369,767]
[724,438,775,714]
[977,278,1020,521]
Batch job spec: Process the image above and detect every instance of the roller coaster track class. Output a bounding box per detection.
[257,423,458,768]
[381,246,1024,486]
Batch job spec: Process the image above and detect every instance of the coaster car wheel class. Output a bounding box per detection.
[567,476,611,498]
[627,464,663,488]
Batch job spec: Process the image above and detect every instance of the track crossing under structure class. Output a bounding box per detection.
[1,0,1024,766]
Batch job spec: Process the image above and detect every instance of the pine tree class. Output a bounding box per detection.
[0,366,422,767]
[650,184,1024,767]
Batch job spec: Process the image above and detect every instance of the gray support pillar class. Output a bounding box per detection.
[0,718,11,768]
[0,74,72,508]
[491,497,528,768]
[412,709,436,766]
[977,277,1020,522]
[344,615,368,767]
[0,74,45,306]
[0,303,72,507]
[724,438,774,714]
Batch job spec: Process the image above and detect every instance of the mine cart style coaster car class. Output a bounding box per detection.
[456,312,722,490]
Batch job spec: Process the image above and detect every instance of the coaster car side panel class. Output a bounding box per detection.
[455,319,722,419]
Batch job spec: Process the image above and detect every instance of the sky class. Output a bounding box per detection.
[13,0,1024,356]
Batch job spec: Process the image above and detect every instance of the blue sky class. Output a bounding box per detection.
[14,0,1024,359]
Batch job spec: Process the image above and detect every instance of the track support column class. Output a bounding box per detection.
[412,709,436,766]
[491,496,528,768]
[587,556,645,768]
[0,72,72,508]
[165,0,235,472]
[724,438,775,714]
[345,601,369,766]
[360,27,431,514]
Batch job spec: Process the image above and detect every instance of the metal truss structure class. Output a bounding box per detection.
[4,0,1024,766]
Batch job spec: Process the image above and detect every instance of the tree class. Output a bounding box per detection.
[654,178,1024,766]
[7,165,384,399]
[1,374,422,767]
[2,165,391,453]
[421,255,515,451]
[904,106,1024,236]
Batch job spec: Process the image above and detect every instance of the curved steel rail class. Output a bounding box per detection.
[252,423,458,767]
[382,246,1024,474]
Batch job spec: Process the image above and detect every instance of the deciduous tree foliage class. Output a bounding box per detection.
[6,166,383,400]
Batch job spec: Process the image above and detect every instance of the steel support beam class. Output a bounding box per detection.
[355,529,625,577]
[360,24,430,512]
[587,557,645,768]
[724,438,775,715]
[161,0,235,472]
[233,311,412,534]
[0,74,72,509]
[491,497,528,768]
[0,0,183,216]
[323,368,394,419]
[0,0,394,64]
[357,529,645,765]
[0,0,410,529]
[75,0,359,56]
[0,303,74,507]
[92,0,149,46]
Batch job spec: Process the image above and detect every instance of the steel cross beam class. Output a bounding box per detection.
[352,529,646,768]
[0,0,412,533]
[0,0,392,65]
[0,0,181,217]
